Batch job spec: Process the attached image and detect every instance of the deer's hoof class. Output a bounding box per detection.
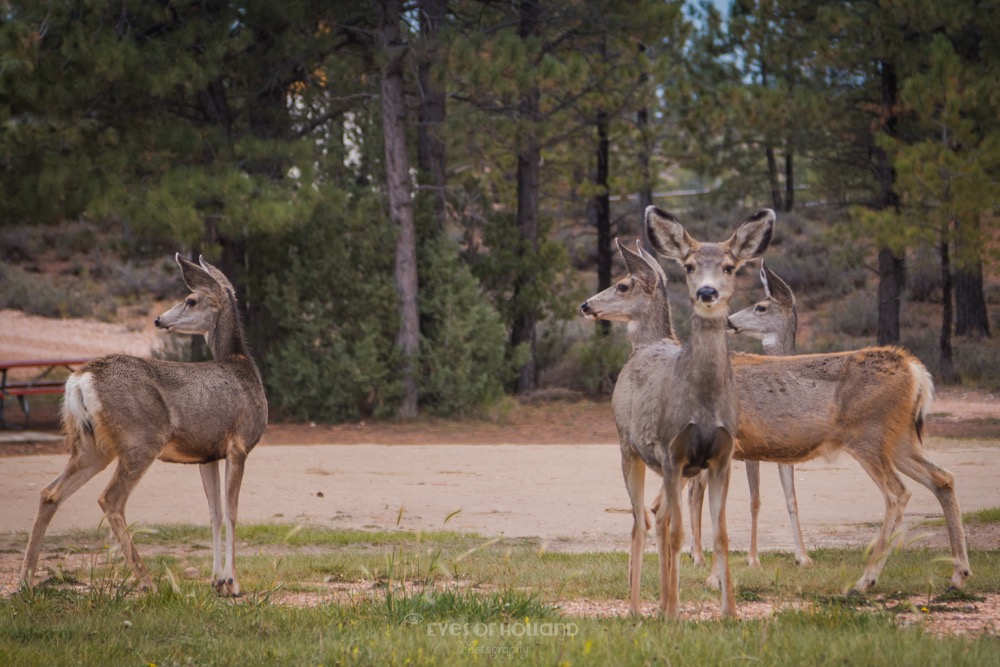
[795,555,814,567]
[214,577,243,597]
[949,571,970,590]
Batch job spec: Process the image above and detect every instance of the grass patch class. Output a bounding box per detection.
[1,584,996,666]
[963,507,1000,524]
[923,506,1000,527]
[3,525,999,665]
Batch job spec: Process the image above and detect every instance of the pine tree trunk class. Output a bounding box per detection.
[594,110,611,335]
[765,144,784,212]
[955,267,990,338]
[784,144,794,211]
[379,0,420,418]
[877,247,905,345]
[875,59,903,347]
[939,235,960,383]
[512,0,541,395]
[417,0,448,230]
[954,215,990,338]
[513,133,540,394]
[636,43,653,227]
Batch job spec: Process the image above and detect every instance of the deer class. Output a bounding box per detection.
[581,205,775,618]
[582,239,971,599]
[19,255,268,597]
[687,261,812,569]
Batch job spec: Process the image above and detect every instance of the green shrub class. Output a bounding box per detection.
[576,328,630,395]
[0,261,90,318]
[250,189,402,422]
[247,187,515,421]
[417,235,513,415]
[830,291,879,339]
[545,326,629,396]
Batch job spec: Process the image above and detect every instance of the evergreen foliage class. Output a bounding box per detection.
[2,0,998,411]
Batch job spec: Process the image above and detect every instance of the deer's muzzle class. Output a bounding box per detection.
[696,286,719,303]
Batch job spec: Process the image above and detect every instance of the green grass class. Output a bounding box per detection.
[962,507,1000,524]
[922,506,1000,527]
[2,525,998,666]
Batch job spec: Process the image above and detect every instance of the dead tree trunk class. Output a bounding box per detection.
[379,0,420,417]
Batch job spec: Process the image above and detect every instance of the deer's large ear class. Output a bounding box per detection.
[618,238,659,293]
[727,209,774,263]
[198,256,237,297]
[645,206,696,262]
[636,241,669,287]
[176,253,217,292]
[760,260,794,308]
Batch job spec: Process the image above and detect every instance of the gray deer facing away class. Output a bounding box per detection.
[582,206,775,618]
[582,240,971,599]
[687,261,812,569]
[19,255,267,596]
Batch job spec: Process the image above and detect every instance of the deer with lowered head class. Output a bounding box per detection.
[583,240,971,599]
[687,261,812,569]
[581,206,775,618]
[19,255,267,596]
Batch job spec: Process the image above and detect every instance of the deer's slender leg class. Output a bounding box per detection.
[199,460,224,586]
[658,467,684,619]
[689,475,723,591]
[707,435,736,619]
[623,453,647,615]
[746,460,761,567]
[98,450,158,590]
[217,447,247,596]
[847,446,910,592]
[891,437,970,588]
[686,472,707,567]
[19,446,112,586]
[777,463,812,566]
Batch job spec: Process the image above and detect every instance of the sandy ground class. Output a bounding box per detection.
[2,439,998,554]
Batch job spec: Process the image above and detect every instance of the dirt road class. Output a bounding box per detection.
[2,438,997,555]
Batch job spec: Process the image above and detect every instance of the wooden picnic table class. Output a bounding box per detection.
[0,358,90,428]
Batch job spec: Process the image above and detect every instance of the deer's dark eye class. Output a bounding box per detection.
[616,283,629,293]
[755,304,768,313]
[186,298,197,307]
[723,265,736,275]
[684,264,695,274]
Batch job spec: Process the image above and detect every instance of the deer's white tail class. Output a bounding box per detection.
[909,360,935,442]
[62,372,101,445]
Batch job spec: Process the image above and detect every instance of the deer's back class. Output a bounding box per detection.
[71,354,267,463]
[733,347,920,462]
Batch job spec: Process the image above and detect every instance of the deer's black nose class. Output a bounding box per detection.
[696,286,719,303]
[580,300,591,314]
[154,317,163,328]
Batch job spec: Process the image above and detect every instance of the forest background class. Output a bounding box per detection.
[1,0,998,423]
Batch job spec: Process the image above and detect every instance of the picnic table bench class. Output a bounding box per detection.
[0,358,90,428]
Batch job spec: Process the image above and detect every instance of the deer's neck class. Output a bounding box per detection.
[762,311,797,356]
[684,315,733,400]
[205,297,253,363]
[628,288,676,347]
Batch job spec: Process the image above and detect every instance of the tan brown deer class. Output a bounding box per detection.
[581,206,775,618]
[583,244,971,597]
[688,261,812,569]
[19,255,267,596]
